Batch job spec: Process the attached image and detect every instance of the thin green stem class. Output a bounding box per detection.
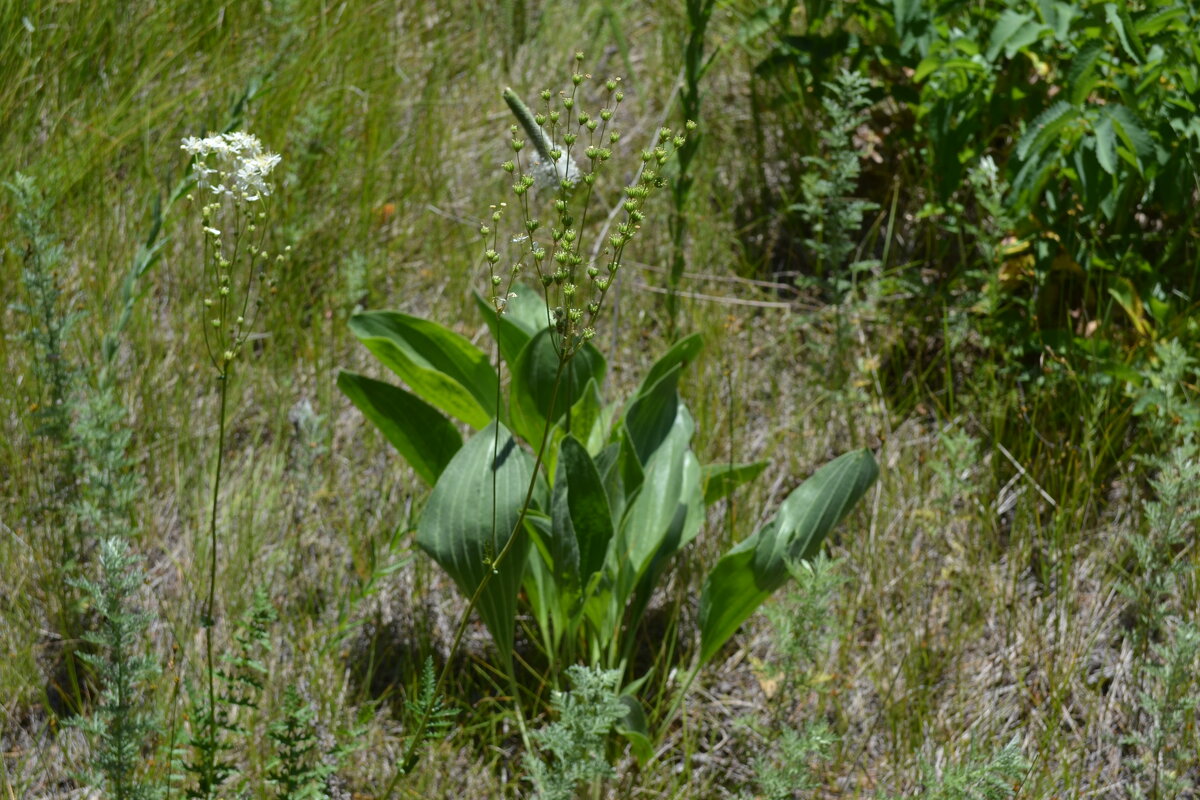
[202,366,230,796]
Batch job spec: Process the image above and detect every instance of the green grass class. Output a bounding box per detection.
[3,1,1198,798]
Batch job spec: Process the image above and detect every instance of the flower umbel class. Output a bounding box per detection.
[181,132,281,202]
[182,131,286,373]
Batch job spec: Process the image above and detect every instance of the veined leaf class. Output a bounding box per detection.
[1068,40,1105,105]
[986,10,1041,61]
[698,449,878,665]
[637,333,703,399]
[1093,113,1117,175]
[415,422,533,667]
[1046,1,1079,42]
[552,435,614,588]
[568,377,608,456]
[473,283,550,369]
[1134,6,1187,36]
[1108,104,1154,173]
[337,370,461,485]
[596,436,642,527]
[617,405,701,581]
[348,311,497,429]
[510,328,606,447]
[702,461,769,506]
[1015,101,1078,162]
[1105,3,1144,63]
[624,364,682,465]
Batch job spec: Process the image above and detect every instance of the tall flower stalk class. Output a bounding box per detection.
[179,132,284,797]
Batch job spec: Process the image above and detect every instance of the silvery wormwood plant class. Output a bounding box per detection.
[338,61,879,783]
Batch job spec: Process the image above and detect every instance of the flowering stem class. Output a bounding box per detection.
[201,365,230,794]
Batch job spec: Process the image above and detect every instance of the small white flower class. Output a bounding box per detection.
[978,155,998,183]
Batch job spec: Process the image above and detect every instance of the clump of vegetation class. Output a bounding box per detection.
[523,665,627,800]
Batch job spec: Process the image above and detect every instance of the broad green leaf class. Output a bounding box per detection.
[596,436,642,527]
[617,405,700,580]
[1134,6,1187,36]
[701,460,769,506]
[914,56,986,83]
[522,513,555,642]
[1108,277,1153,338]
[1046,1,1078,42]
[986,10,1040,61]
[348,311,498,429]
[569,377,608,455]
[553,435,614,587]
[473,283,551,369]
[624,364,682,465]
[1093,114,1117,175]
[753,449,879,580]
[415,422,533,667]
[636,333,703,399]
[698,449,878,665]
[510,328,606,447]
[615,695,653,765]
[545,377,608,478]
[336,370,461,485]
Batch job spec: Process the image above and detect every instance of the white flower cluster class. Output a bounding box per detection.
[180,131,281,202]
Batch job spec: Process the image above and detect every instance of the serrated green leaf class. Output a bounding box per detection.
[348,311,498,429]
[1016,101,1078,161]
[1047,1,1079,42]
[1134,6,1187,36]
[1068,40,1105,105]
[1105,3,1144,63]
[416,422,533,667]
[1109,104,1154,167]
[697,449,878,665]
[337,370,461,485]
